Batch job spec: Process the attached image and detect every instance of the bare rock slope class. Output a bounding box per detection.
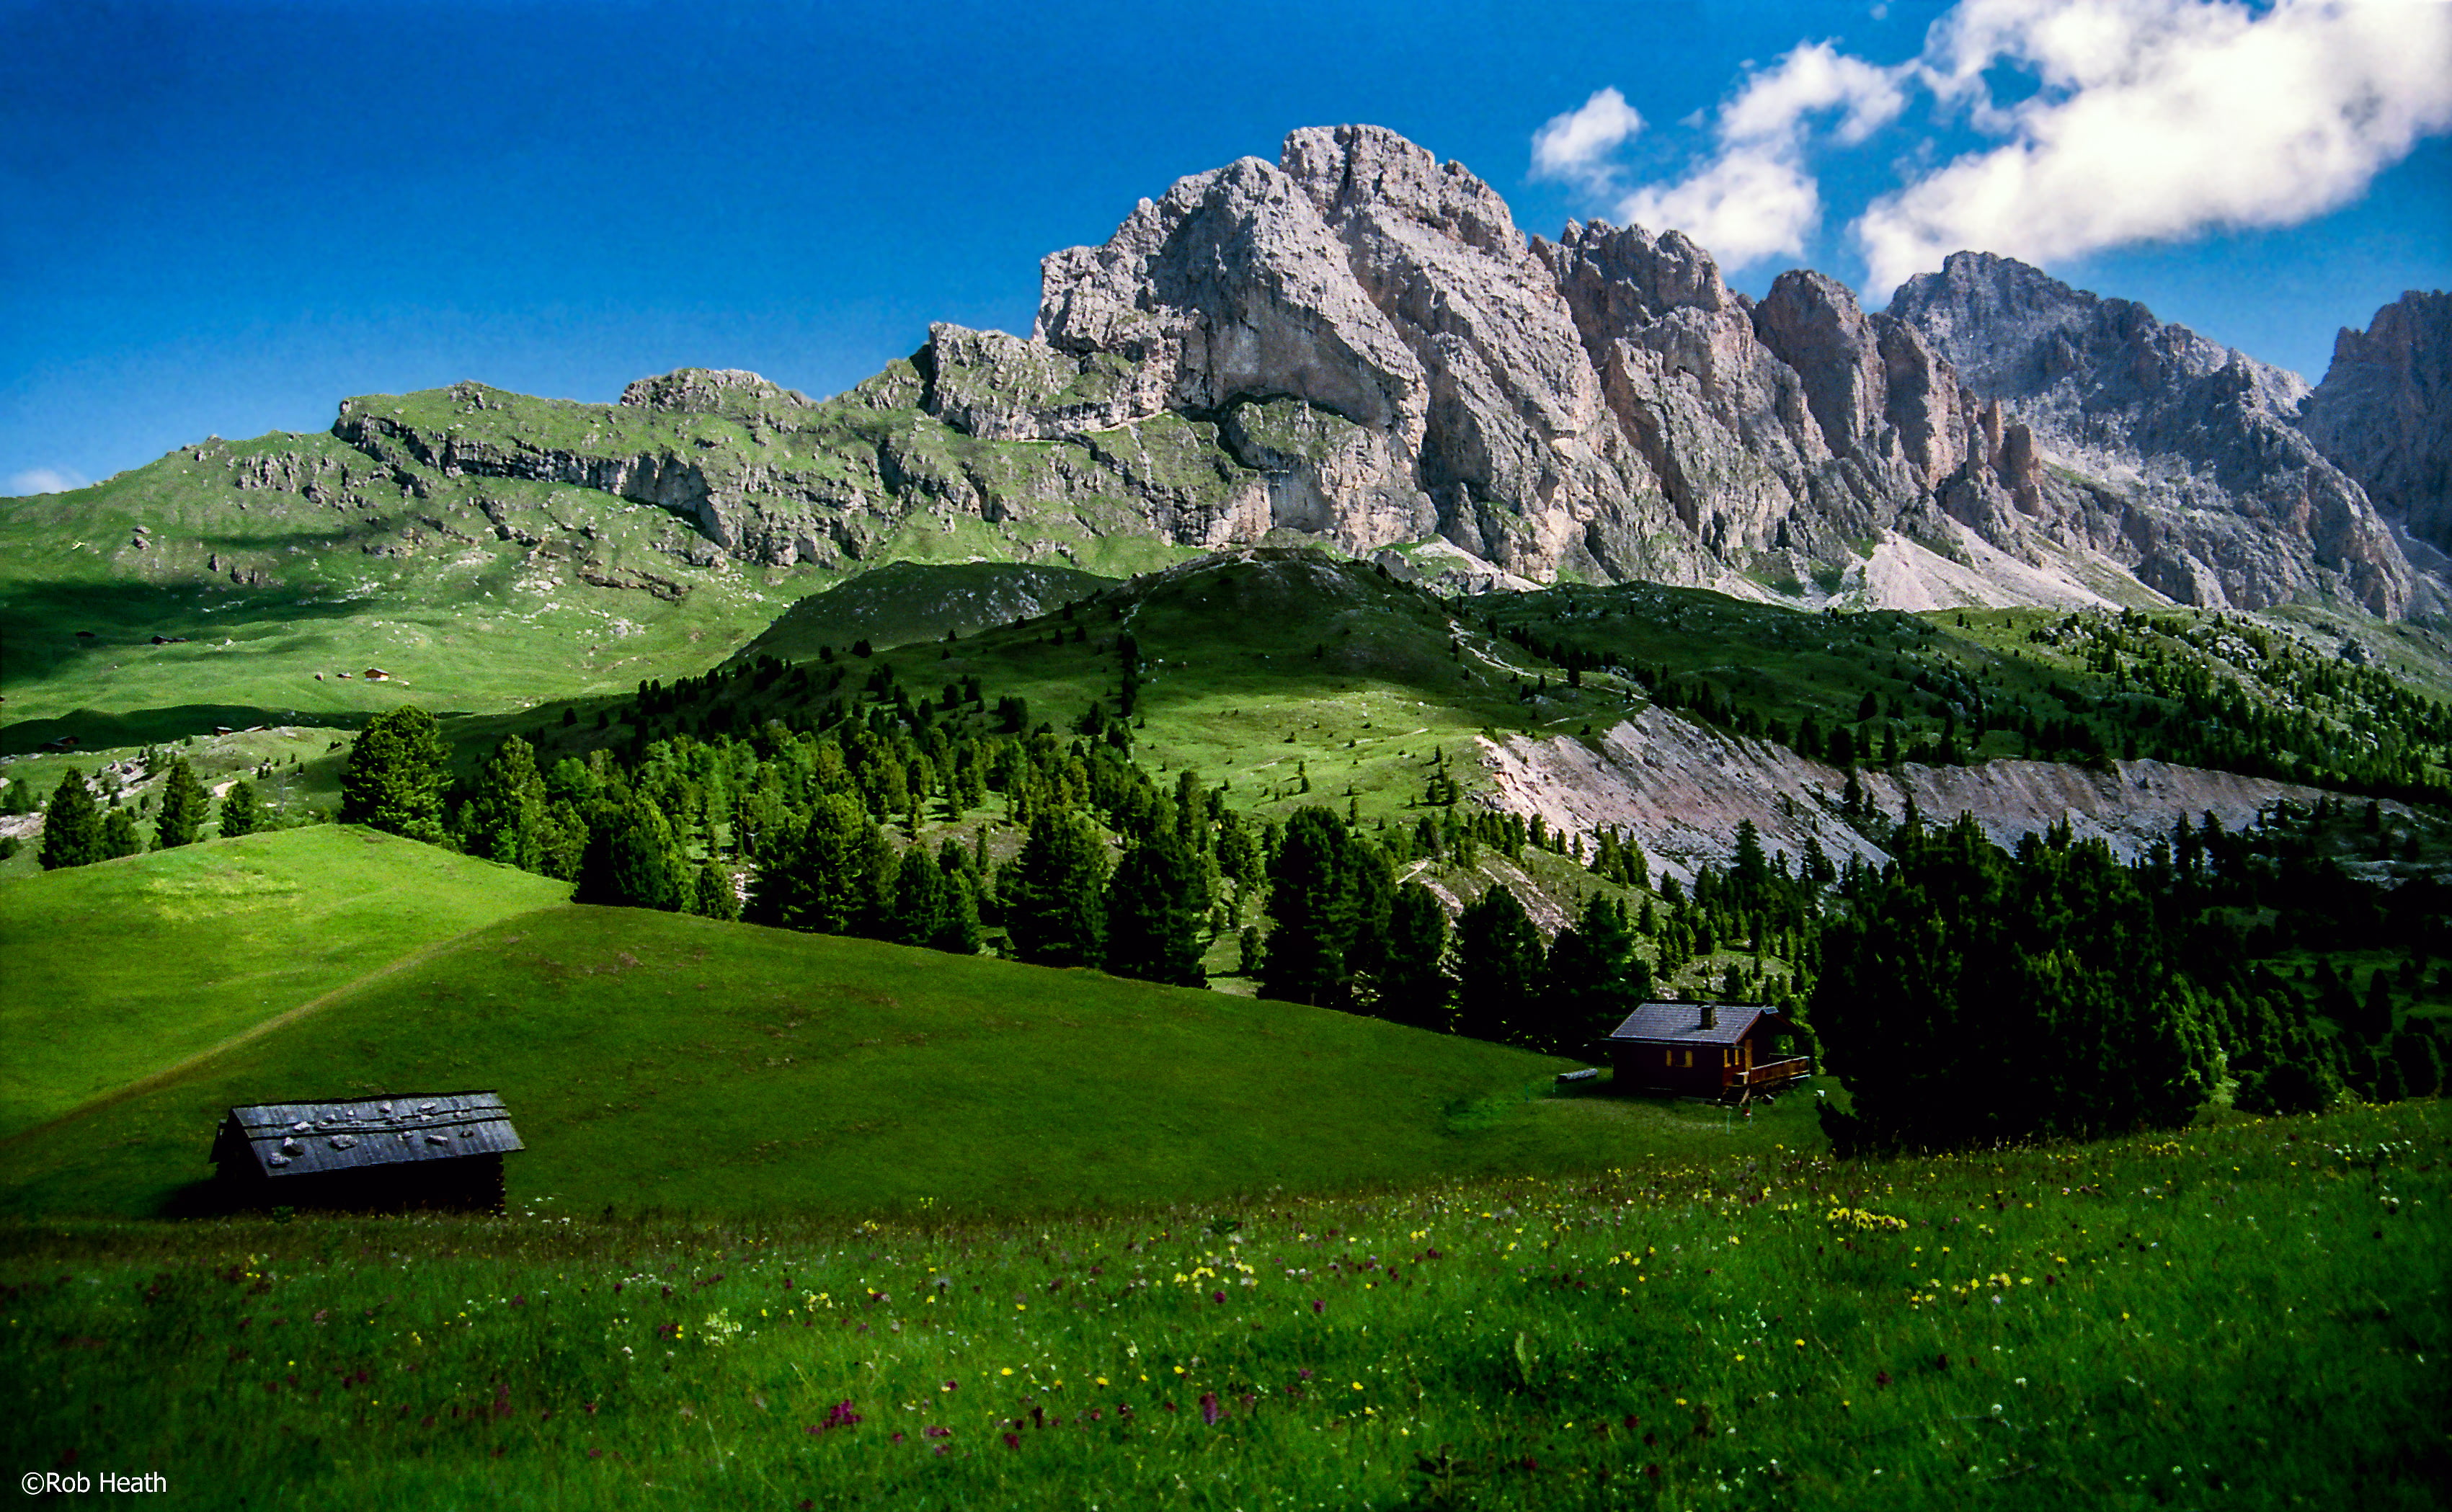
[1480,706,2376,885]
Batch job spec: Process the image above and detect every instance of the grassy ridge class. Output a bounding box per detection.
[0,828,568,1137]
[2,1100,2439,1509]
[0,886,1779,1222]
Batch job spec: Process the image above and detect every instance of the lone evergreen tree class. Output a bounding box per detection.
[152,758,210,848]
[38,769,104,870]
[218,780,262,838]
[338,706,451,842]
[1454,884,1543,1045]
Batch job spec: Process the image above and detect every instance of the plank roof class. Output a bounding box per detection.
[214,1091,522,1178]
[1604,1002,1779,1046]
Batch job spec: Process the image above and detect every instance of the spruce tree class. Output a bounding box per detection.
[1538,892,1651,1056]
[38,769,104,870]
[693,860,740,921]
[1376,881,1451,1031]
[1454,884,1543,1046]
[100,807,142,860]
[1258,806,1359,1008]
[461,735,546,868]
[575,797,685,911]
[218,780,262,838]
[1000,810,1109,967]
[886,847,954,947]
[338,706,451,842]
[748,794,889,935]
[1104,832,1207,987]
[152,758,210,848]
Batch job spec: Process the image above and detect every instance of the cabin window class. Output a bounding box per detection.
[1662,1049,1672,1067]
[1682,1050,1692,1067]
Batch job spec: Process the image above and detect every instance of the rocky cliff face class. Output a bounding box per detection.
[79,123,2428,618]
[1888,252,2415,616]
[2300,290,2452,560]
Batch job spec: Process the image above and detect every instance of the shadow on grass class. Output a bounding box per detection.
[0,705,372,755]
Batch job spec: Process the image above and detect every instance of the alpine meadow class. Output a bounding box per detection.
[7,14,2452,1508]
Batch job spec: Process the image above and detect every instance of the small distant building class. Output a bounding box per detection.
[362,667,391,681]
[210,1091,522,1212]
[1603,1002,1812,1100]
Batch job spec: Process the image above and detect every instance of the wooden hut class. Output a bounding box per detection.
[1603,1002,1812,1100]
[210,1091,521,1212]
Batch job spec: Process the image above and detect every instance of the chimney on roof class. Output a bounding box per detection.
[1701,1002,1717,1031]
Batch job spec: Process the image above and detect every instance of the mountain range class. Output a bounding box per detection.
[8,124,2448,648]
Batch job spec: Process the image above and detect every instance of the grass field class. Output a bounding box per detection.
[0,831,1769,1222]
[1,1098,2439,1510]
[0,827,568,1138]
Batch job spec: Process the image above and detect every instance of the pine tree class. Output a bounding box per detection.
[1813,812,2217,1148]
[1537,892,1651,1056]
[1000,811,1109,967]
[461,735,546,867]
[693,860,741,921]
[1104,832,1207,987]
[1454,884,1542,1046]
[886,846,956,948]
[218,780,262,838]
[101,807,142,860]
[1375,881,1451,1031]
[338,706,451,842]
[38,770,105,870]
[152,759,210,848]
[1258,806,1360,1008]
[575,797,685,911]
[749,794,892,935]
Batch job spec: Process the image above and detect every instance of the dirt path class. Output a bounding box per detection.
[0,905,564,1150]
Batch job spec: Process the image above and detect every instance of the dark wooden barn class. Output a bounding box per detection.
[210,1091,523,1212]
[1603,1002,1812,1100]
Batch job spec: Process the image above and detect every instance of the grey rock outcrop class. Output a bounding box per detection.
[1888,252,2415,616]
[292,130,2427,619]
[2301,290,2452,556]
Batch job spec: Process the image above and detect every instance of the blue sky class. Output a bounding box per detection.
[4,0,2448,494]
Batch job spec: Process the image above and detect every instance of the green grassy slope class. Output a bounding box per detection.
[0,896,1782,1222]
[0,441,800,750]
[0,827,569,1137]
[918,549,1622,823]
[3,1100,2440,1511]
[727,560,1114,666]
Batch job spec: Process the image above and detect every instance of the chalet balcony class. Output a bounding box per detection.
[1724,1056,1813,1092]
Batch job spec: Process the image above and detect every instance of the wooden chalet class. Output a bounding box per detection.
[1603,1002,1812,1100]
[210,1091,522,1212]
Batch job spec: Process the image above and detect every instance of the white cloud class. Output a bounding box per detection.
[1534,1,2452,290]
[5,466,87,496]
[1856,0,2452,296]
[1543,43,1910,267]
[1617,148,1827,269]
[1532,87,1646,192]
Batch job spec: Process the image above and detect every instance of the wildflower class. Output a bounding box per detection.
[1003,1432,1021,1451]
[1199,1392,1221,1425]
[1312,1299,1325,1315]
